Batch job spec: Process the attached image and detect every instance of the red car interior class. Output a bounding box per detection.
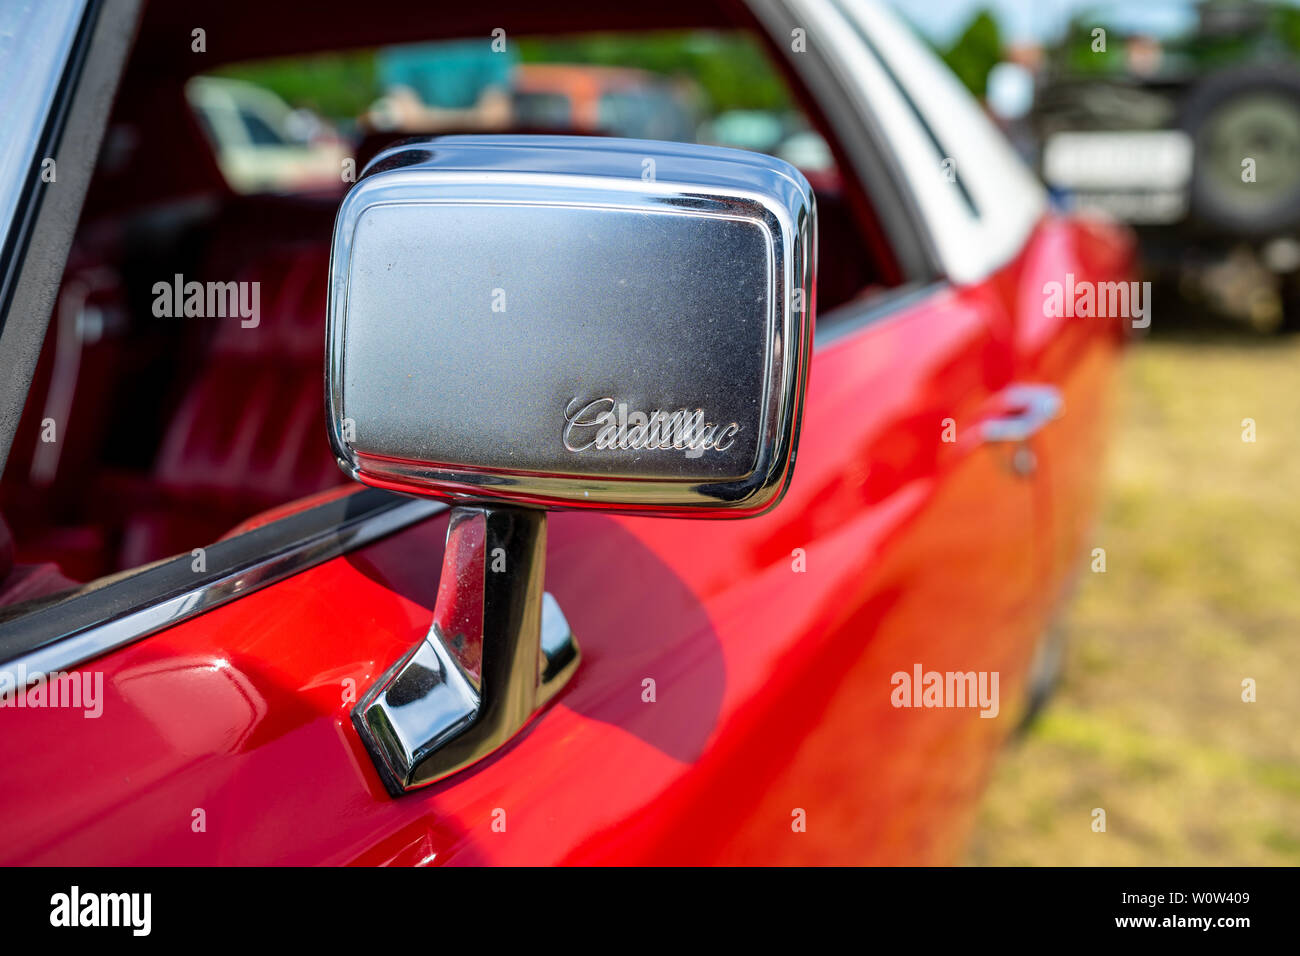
[0,190,351,589]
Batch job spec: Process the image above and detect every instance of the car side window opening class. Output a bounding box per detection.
[0,12,911,621]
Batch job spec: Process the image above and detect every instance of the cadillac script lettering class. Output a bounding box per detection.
[563,397,741,458]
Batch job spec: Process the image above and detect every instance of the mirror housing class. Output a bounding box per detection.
[326,135,816,517]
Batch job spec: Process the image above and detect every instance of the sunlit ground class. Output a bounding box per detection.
[968,317,1300,865]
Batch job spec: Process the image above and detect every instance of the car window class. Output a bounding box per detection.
[0,18,904,631]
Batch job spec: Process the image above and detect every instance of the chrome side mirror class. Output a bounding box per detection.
[328,136,816,793]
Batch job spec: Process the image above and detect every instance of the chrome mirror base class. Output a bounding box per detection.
[352,504,579,796]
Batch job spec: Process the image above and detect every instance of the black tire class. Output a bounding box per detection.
[1180,64,1300,238]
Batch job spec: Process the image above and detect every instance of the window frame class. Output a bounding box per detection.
[811,0,1046,286]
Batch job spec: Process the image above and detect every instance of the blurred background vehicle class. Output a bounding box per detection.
[1032,0,1300,332]
[511,64,699,141]
[900,0,1300,332]
[186,76,347,193]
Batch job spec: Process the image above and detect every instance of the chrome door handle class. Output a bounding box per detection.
[981,384,1063,443]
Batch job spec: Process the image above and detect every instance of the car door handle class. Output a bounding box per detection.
[981,384,1063,443]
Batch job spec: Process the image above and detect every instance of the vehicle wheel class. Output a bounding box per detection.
[1181,64,1300,238]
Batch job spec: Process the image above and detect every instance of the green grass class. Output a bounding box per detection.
[968,326,1300,866]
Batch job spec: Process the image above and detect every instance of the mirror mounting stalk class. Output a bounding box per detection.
[352,504,579,795]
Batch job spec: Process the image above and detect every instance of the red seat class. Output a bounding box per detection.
[119,199,346,567]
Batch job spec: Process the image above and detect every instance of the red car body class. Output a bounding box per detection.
[0,0,1132,864]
